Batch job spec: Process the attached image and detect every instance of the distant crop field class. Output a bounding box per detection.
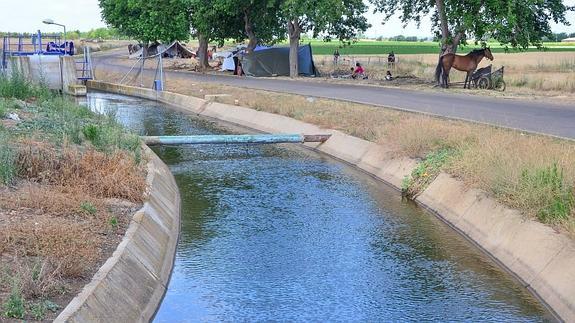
[300,40,575,55]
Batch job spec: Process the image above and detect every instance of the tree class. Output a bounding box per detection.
[189,0,285,69]
[371,0,573,54]
[282,0,370,77]
[211,0,285,52]
[188,0,244,69]
[99,0,191,45]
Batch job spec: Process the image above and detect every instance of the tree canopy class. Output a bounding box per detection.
[282,0,370,76]
[217,0,285,50]
[371,0,573,52]
[99,0,191,43]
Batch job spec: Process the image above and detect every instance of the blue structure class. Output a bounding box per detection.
[2,30,92,81]
[1,30,74,67]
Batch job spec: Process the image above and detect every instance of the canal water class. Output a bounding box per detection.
[82,92,551,322]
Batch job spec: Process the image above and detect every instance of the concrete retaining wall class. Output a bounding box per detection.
[6,55,78,91]
[55,146,180,323]
[87,80,575,322]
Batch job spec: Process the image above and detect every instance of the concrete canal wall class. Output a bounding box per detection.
[55,146,180,323]
[87,80,575,322]
[5,56,79,91]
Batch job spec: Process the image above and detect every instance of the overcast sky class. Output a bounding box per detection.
[0,0,574,38]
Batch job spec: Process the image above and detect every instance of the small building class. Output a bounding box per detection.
[561,37,575,42]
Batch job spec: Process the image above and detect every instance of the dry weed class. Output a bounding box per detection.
[16,140,146,202]
[6,255,63,299]
[3,217,100,277]
[0,184,107,220]
[382,116,479,157]
[447,130,575,218]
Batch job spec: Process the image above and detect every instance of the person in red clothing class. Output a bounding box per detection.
[352,62,366,79]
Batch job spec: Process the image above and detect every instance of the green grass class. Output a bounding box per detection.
[518,164,575,224]
[0,71,49,100]
[80,201,98,215]
[10,93,141,158]
[299,40,575,55]
[0,100,7,118]
[109,215,118,229]
[29,301,46,320]
[403,148,457,197]
[0,131,17,185]
[3,284,25,319]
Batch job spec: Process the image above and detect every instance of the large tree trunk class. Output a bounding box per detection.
[198,34,209,71]
[244,11,257,53]
[435,0,463,55]
[287,20,300,78]
[435,0,462,86]
[436,0,449,54]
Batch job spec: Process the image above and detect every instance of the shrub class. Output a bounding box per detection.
[518,164,575,224]
[403,148,456,197]
[109,215,119,229]
[30,301,46,320]
[80,201,98,215]
[3,283,25,319]
[0,100,7,118]
[0,134,17,185]
[0,70,47,100]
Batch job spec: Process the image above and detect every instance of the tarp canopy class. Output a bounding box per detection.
[240,44,318,77]
[129,41,195,59]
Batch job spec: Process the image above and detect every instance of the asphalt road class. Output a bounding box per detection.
[94,52,575,139]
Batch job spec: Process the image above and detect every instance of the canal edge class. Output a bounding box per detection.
[54,145,181,323]
[86,80,573,322]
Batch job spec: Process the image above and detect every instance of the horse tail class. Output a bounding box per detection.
[435,56,444,84]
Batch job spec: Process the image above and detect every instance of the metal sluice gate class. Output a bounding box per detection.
[141,134,331,146]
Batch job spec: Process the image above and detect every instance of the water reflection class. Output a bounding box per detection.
[81,92,551,322]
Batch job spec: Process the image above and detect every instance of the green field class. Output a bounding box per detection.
[299,40,575,55]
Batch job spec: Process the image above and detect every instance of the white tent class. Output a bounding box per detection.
[129,41,195,59]
[213,50,234,59]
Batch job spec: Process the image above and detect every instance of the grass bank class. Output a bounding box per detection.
[98,69,575,235]
[0,73,146,321]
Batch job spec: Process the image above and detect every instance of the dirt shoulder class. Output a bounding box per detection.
[0,76,146,321]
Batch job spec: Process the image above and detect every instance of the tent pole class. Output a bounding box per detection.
[140,55,144,87]
[159,53,164,90]
[119,57,142,84]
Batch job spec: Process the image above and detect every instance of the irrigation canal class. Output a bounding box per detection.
[81,91,552,322]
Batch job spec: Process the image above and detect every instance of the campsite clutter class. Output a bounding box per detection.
[121,41,501,91]
[125,42,319,77]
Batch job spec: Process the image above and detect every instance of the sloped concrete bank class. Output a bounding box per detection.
[55,146,180,322]
[87,80,575,322]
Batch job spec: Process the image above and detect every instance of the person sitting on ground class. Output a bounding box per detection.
[385,70,393,81]
[352,62,366,79]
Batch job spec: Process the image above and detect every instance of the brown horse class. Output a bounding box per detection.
[435,48,493,88]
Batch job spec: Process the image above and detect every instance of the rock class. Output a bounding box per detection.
[7,112,20,121]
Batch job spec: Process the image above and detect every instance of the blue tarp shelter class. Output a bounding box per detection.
[241,44,318,77]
